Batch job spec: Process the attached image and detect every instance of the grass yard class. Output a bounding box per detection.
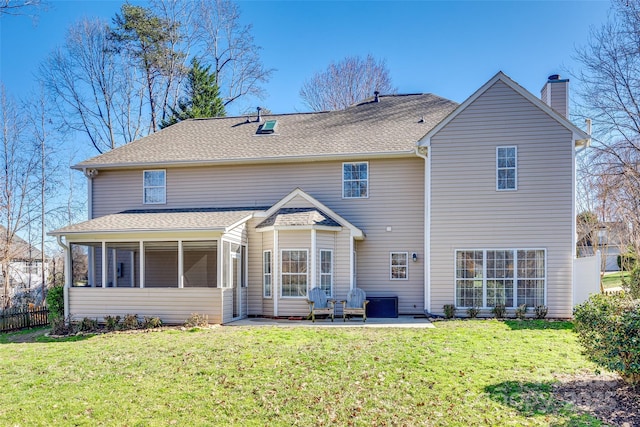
[0,321,605,426]
[601,271,627,289]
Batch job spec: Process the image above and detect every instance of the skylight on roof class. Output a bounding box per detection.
[257,119,278,134]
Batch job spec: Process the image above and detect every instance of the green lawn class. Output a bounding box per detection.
[601,271,627,289]
[0,321,603,426]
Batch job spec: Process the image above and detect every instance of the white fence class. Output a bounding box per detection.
[573,250,601,306]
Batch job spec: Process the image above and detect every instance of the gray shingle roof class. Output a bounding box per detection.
[256,208,341,229]
[49,209,257,235]
[0,226,43,260]
[75,94,458,169]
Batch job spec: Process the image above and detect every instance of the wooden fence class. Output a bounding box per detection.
[0,307,50,333]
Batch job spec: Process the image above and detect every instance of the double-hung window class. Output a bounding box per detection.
[342,162,368,198]
[319,249,333,297]
[143,170,166,204]
[496,146,517,191]
[455,249,545,308]
[390,252,408,280]
[263,251,272,298]
[281,250,308,297]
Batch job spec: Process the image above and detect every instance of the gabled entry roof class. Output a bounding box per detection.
[256,188,365,239]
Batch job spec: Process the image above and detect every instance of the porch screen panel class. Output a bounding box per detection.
[183,241,217,288]
[144,242,178,287]
[69,243,90,287]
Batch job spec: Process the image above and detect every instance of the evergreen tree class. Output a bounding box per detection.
[161,58,225,129]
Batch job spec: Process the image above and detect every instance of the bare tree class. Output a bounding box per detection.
[40,18,146,154]
[0,85,39,309]
[299,54,396,112]
[0,0,42,17]
[574,0,640,259]
[190,0,273,109]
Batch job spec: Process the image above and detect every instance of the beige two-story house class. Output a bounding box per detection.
[50,72,589,323]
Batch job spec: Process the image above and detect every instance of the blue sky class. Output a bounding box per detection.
[1,0,610,116]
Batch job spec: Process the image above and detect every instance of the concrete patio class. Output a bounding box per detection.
[225,315,435,328]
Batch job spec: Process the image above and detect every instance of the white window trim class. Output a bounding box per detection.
[143,169,167,204]
[496,146,517,192]
[390,251,409,281]
[342,161,369,199]
[453,248,547,309]
[319,249,333,297]
[280,248,308,299]
[263,250,272,299]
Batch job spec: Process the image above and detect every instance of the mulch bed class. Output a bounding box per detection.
[553,372,639,426]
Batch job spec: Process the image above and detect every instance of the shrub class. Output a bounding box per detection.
[515,304,528,320]
[442,304,456,319]
[491,304,507,319]
[624,267,640,300]
[466,306,480,318]
[77,317,98,332]
[184,313,209,327]
[618,252,637,271]
[121,314,140,330]
[573,293,640,385]
[534,305,548,319]
[143,316,162,329]
[46,286,64,320]
[50,316,71,335]
[104,315,121,331]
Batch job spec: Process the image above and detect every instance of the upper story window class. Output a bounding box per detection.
[143,170,166,204]
[496,146,517,191]
[343,162,368,199]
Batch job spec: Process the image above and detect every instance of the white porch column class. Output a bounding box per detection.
[130,252,135,288]
[112,249,117,288]
[273,230,279,317]
[349,233,355,290]
[101,242,107,288]
[310,229,316,293]
[139,241,145,288]
[178,240,184,288]
[88,247,95,287]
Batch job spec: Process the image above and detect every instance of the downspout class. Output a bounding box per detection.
[415,145,430,314]
[55,235,71,320]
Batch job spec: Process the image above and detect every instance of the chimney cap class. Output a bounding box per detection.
[548,74,560,81]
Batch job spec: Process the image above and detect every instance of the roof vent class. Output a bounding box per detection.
[256,106,262,122]
[374,91,380,102]
[257,119,278,134]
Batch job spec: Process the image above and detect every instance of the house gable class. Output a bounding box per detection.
[418,71,589,147]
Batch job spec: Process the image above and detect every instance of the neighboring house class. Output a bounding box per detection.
[50,72,590,323]
[577,222,627,272]
[1,226,48,306]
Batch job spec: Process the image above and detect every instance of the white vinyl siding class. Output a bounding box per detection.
[342,162,369,199]
[390,252,408,280]
[281,249,308,298]
[455,249,545,308]
[319,249,333,297]
[496,146,517,191]
[143,170,166,204]
[263,250,272,298]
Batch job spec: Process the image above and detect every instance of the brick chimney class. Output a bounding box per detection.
[541,74,569,117]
